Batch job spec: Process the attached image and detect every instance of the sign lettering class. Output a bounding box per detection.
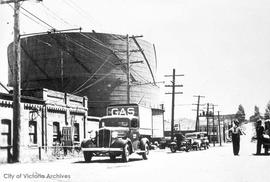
[107,105,138,116]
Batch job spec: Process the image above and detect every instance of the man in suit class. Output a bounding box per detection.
[256,119,264,155]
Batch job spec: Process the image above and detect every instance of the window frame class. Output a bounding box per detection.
[74,123,80,142]
[1,119,11,147]
[53,122,61,143]
[29,120,37,144]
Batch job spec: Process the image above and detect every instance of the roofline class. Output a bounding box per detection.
[0,92,45,104]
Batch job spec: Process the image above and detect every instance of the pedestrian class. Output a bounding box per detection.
[263,120,270,154]
[229,120,244,155]
[256,119,270,155]
[256,119,264,155]
[264,120,270,136]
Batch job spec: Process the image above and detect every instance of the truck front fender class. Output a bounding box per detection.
[111,138,133,153]
[81,138,96,148]
[140,137,149,150]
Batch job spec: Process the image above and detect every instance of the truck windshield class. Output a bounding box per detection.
[100,118,130,127]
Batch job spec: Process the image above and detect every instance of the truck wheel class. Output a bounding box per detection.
[122,144,130,162]
[83,151,93,162]
[170,145,177,153]
[142,144,149,160]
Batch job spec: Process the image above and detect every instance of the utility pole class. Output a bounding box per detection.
[1,0,43,163]
[206,103,209,138]
[223,118,226,143]
[193,95,205,132]
[60,51,64,91]
[165,69,184,141]
[126,34,130,104]
[210,104,218,146]
[13,0,21,163]
[120,34,143,104]
[217,111,222,146]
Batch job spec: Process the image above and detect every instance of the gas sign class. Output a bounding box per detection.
[107,105,139,116]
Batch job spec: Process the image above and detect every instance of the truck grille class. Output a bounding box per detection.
[98,129,111,147]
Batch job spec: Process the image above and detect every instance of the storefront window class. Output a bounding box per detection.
[53,122,60,142]
[1,119,11,146]
[29,120,37,144]
[74,123,80,142]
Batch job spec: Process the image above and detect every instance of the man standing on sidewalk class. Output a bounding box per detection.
[229,120,244,155]
[256,119,264,155]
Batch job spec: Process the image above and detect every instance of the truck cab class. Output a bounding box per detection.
[81,115,150,162]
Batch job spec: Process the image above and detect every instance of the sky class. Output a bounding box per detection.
[1,0,270,120]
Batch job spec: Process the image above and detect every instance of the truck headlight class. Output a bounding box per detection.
[112,131,118,138]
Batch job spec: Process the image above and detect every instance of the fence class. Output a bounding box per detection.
[0,143,82,163]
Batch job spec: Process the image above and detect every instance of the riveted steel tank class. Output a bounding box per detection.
[7,32,161,116]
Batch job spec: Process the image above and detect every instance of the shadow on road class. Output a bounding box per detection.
[165,150,205,154]
[73,158,143,164]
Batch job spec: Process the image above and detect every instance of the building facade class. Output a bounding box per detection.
[0,88,89,163]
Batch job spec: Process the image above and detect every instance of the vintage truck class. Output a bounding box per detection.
[81,104,164,162]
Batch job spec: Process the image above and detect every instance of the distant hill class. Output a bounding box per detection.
[164,117,208,131]
[175,118,196,131]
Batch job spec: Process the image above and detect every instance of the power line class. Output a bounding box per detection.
[16,7,112,92]
[23,30,153,93]
[46,32,149,91]
[70,33,152,85]
[13,6,154,93]
[20,6,55,29]
[60,0,126,42]
[8,4,48,30]
[72,54,112,94]
[75,28,152,85]
[40,2,74,27]
[72,68,116,95]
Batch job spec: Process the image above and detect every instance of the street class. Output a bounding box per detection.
[0,133,270,182]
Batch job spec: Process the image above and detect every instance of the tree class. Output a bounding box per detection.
[235,104,245,124]
[250,105,261,122]
[264,101,270,120]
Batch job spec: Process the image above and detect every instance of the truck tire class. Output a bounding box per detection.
[83,151,93,162]
[170,145,177,153]
[185,147,190,152]
[142,144,149,160]
[122,144,130,162]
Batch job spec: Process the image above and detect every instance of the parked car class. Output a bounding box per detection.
[185,132,209,150]
[159,137,171,149]
[169,133,192,152]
